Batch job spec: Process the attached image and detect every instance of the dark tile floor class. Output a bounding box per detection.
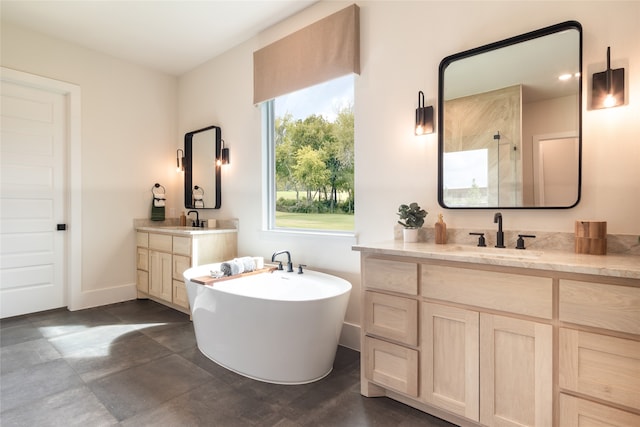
[1,299,456,426]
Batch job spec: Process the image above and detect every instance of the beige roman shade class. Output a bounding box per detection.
[253,4,360,104]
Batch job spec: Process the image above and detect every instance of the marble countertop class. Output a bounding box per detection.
[136,226,237,236]
[353,241,640,280]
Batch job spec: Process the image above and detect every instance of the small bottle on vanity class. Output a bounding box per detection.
[435,214,447,244]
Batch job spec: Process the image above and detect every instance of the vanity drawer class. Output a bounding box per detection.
[365,291,418,346]
[364,336,418,397]
[172,255,191,281]
[421,264,552,319]
[136,270,149,293]
[559,328,640,410]
[559,279,640,335]
[148,233,172,252]
[172,279,189,309]
[136,247,149,271]
[363,257,418,295]
[172,236,191,256]
[559,394,640,427]
[136,232,149,248]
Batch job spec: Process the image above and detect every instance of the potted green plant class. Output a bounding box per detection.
[397,202,427,242]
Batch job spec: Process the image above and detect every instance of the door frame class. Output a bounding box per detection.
[532,131,579,206]
[1,67,82,311]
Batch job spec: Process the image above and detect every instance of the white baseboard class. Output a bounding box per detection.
[339,321,361,351]
[68,282,137,311]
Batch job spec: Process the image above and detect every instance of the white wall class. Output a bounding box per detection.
[178,1,640,344]
[1,22,179,306]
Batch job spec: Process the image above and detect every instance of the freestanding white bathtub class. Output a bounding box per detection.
[184,263,352,384]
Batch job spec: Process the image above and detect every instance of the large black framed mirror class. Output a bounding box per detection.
[438,21,582,209]
[184,125,221,209]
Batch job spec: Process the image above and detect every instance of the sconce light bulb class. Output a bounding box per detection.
[176,166,181,173]
[415,125,424,135]
[603,93,616,108]
[216,159,222,167]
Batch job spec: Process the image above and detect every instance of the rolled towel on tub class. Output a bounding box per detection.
[220,259,245,277]
[235,256,256,273]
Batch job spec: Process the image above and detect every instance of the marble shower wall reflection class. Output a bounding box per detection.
[443,85,522,207]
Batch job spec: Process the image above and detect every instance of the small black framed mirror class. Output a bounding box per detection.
[184,125,221,209]
[438,21,582,209]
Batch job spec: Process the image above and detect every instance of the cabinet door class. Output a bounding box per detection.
[559,328,640,410]
[421,303,479,421]
[480,314,552,427]
[559,394,640,427]
[149,250,172,302]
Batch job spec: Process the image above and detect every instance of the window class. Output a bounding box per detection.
[443,148,489,206]
[265,75,354,232]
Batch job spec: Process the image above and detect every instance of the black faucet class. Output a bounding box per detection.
[271,250,293,272]
[494,212,505,248]
[187,210,200,227]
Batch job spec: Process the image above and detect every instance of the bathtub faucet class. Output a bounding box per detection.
[271,250,293,272]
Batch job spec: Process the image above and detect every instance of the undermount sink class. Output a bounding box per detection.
[444,245,543,260]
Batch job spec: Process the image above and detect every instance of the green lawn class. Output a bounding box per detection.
[275,211,354,231]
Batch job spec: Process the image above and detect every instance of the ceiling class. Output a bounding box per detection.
[1,0,317,76]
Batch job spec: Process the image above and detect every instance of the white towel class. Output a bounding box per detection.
[153,198,166,207]
[220,259,245,276]
[235,256,256,272]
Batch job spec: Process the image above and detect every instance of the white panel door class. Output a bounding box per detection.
[532,134,579,206]
[1,79,67,318]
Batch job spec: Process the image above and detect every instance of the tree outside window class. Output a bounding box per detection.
[269,75,354,232]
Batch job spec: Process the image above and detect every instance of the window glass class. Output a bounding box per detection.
[443,148,489,206]
[266,75,355,232]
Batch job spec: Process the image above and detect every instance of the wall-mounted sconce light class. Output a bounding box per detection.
[220,139,230,166]
[592,46,625,109]
[176,148,184,172]
[415,90,434,135]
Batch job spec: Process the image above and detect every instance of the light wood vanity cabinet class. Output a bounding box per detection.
[359,252,639,427]
[136,229,237,314]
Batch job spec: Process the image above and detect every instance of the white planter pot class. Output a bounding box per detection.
[403,228,419,243]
